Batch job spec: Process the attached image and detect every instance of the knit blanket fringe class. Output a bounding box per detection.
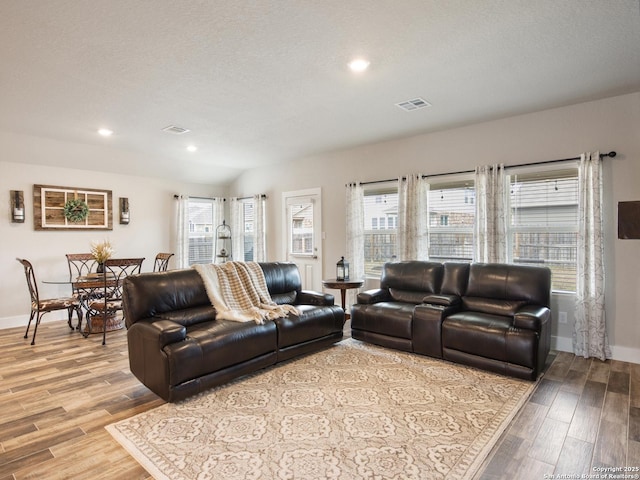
[193,261,298,324]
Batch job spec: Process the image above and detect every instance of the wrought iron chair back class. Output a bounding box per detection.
[95,257,145,345]
[16,258,81,345]
[66,253,97,280]
[153,252,174,272]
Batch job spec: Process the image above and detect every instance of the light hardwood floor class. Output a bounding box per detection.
[1,320,638,479]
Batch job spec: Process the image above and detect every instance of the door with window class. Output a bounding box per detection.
[283,188,322,291]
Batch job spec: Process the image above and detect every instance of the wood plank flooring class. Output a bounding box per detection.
[0,320,637,479]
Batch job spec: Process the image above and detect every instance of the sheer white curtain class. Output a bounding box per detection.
[229,198,245,261]
[346,182,364,306]
[397,174,429,261]
[175,195,190,268]
[254,194,266,261]
[574,152,610,360]
[474,164,507,263]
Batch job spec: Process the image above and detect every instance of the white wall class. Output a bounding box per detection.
[229,92,640,362]
[0,134,224,328]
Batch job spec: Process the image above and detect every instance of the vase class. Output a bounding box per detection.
[96,263,104,273]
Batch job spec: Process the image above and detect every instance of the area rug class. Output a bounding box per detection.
[107,339,538,479]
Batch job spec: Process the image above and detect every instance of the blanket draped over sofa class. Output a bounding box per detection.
[193,261,298,324]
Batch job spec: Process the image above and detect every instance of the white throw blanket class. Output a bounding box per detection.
[193,261,298,324]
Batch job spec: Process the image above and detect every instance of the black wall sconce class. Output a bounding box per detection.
[119,197,130,224]
[10,190,25,223]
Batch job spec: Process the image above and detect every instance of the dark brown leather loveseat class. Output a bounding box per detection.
[122,262,345,402]
[351,261,551,380]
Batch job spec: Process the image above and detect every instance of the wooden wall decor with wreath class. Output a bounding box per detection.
[33,184,113,230]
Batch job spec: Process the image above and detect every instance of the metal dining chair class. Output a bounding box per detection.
[16,258,82,345]
[153,252,174,272]
[87,257,144,345]
[66,253,97,280]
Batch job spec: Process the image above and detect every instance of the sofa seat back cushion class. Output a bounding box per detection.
[156,305,216,327]
[466,263,551,307]
[443,312,538,369]
[271,291,297,305]
[164,319,277,387]
[441,262,470,296]
[260,262,301,297]
[274,305,344,348]
[123,269,210,328]
[381,261,444,301]
[462,297,528,318]
[351,302,414,340]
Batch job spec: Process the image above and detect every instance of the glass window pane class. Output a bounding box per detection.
[289,202,314,255]
[243,202,255,261]
[428,181,474,263]
[509,169,579,292]
[187,200,214,265]
[364,189,398,276]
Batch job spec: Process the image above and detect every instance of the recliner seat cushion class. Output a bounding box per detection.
[351,302,414,339]
[164,320,277,387]
[274,305,344,348]
[443,312,537,369]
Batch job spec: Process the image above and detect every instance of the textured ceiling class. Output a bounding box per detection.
[1,0,639,185]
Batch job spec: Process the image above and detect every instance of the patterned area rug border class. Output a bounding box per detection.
[107,339,539,480]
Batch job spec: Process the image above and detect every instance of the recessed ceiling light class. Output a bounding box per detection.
[348,58,370,73]
[97,128,113,137]
[186,145,198,152]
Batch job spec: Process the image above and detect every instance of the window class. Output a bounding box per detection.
[428,180,475,262]
[187,199,216,265]
[240,200,255,261]
[363,187,398,276]
[508,168,578,292]
[288,201,314,255]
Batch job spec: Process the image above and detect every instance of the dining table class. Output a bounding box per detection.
[44,273,123,335]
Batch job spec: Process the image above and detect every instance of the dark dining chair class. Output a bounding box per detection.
[16,258,82,345]
[153,252,174,272]
[66,253,97,280]
[87,257,144,345]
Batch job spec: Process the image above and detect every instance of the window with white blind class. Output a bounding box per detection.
[187,199,215,265]
[239,199,256,261]
[508,168,578,292]
[428,179,475,262]
[363,187,398,277]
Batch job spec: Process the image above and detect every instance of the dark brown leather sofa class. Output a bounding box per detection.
[351,261,551,380]
[122,262,345,402]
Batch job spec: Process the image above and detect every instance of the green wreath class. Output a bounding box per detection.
[63,198,89,223]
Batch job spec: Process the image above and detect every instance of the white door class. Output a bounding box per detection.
[283,188,323,291]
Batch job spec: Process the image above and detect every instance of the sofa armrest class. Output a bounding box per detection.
[514,305,551,331]
[422,294,461,307]
[356,288,391,304]
[297,290,334,306]
[130,318,187,349]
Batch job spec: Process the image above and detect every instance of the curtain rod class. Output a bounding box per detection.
[351,151,617,186]
[173,194,267,201]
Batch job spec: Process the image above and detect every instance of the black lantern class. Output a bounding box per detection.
[336,256,349,281]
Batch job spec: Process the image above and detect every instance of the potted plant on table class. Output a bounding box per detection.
[90,240,114,273]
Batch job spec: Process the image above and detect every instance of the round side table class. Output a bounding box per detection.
[322,278,364,319]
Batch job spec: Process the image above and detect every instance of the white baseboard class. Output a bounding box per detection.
[0,312,67,330]
[552,334,640,364]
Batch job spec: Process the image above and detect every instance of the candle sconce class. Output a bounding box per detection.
[119,197,130,224]
[11,190,25,223]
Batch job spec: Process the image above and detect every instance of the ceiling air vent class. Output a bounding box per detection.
[395,98,432,112]
[162,125,190,134]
